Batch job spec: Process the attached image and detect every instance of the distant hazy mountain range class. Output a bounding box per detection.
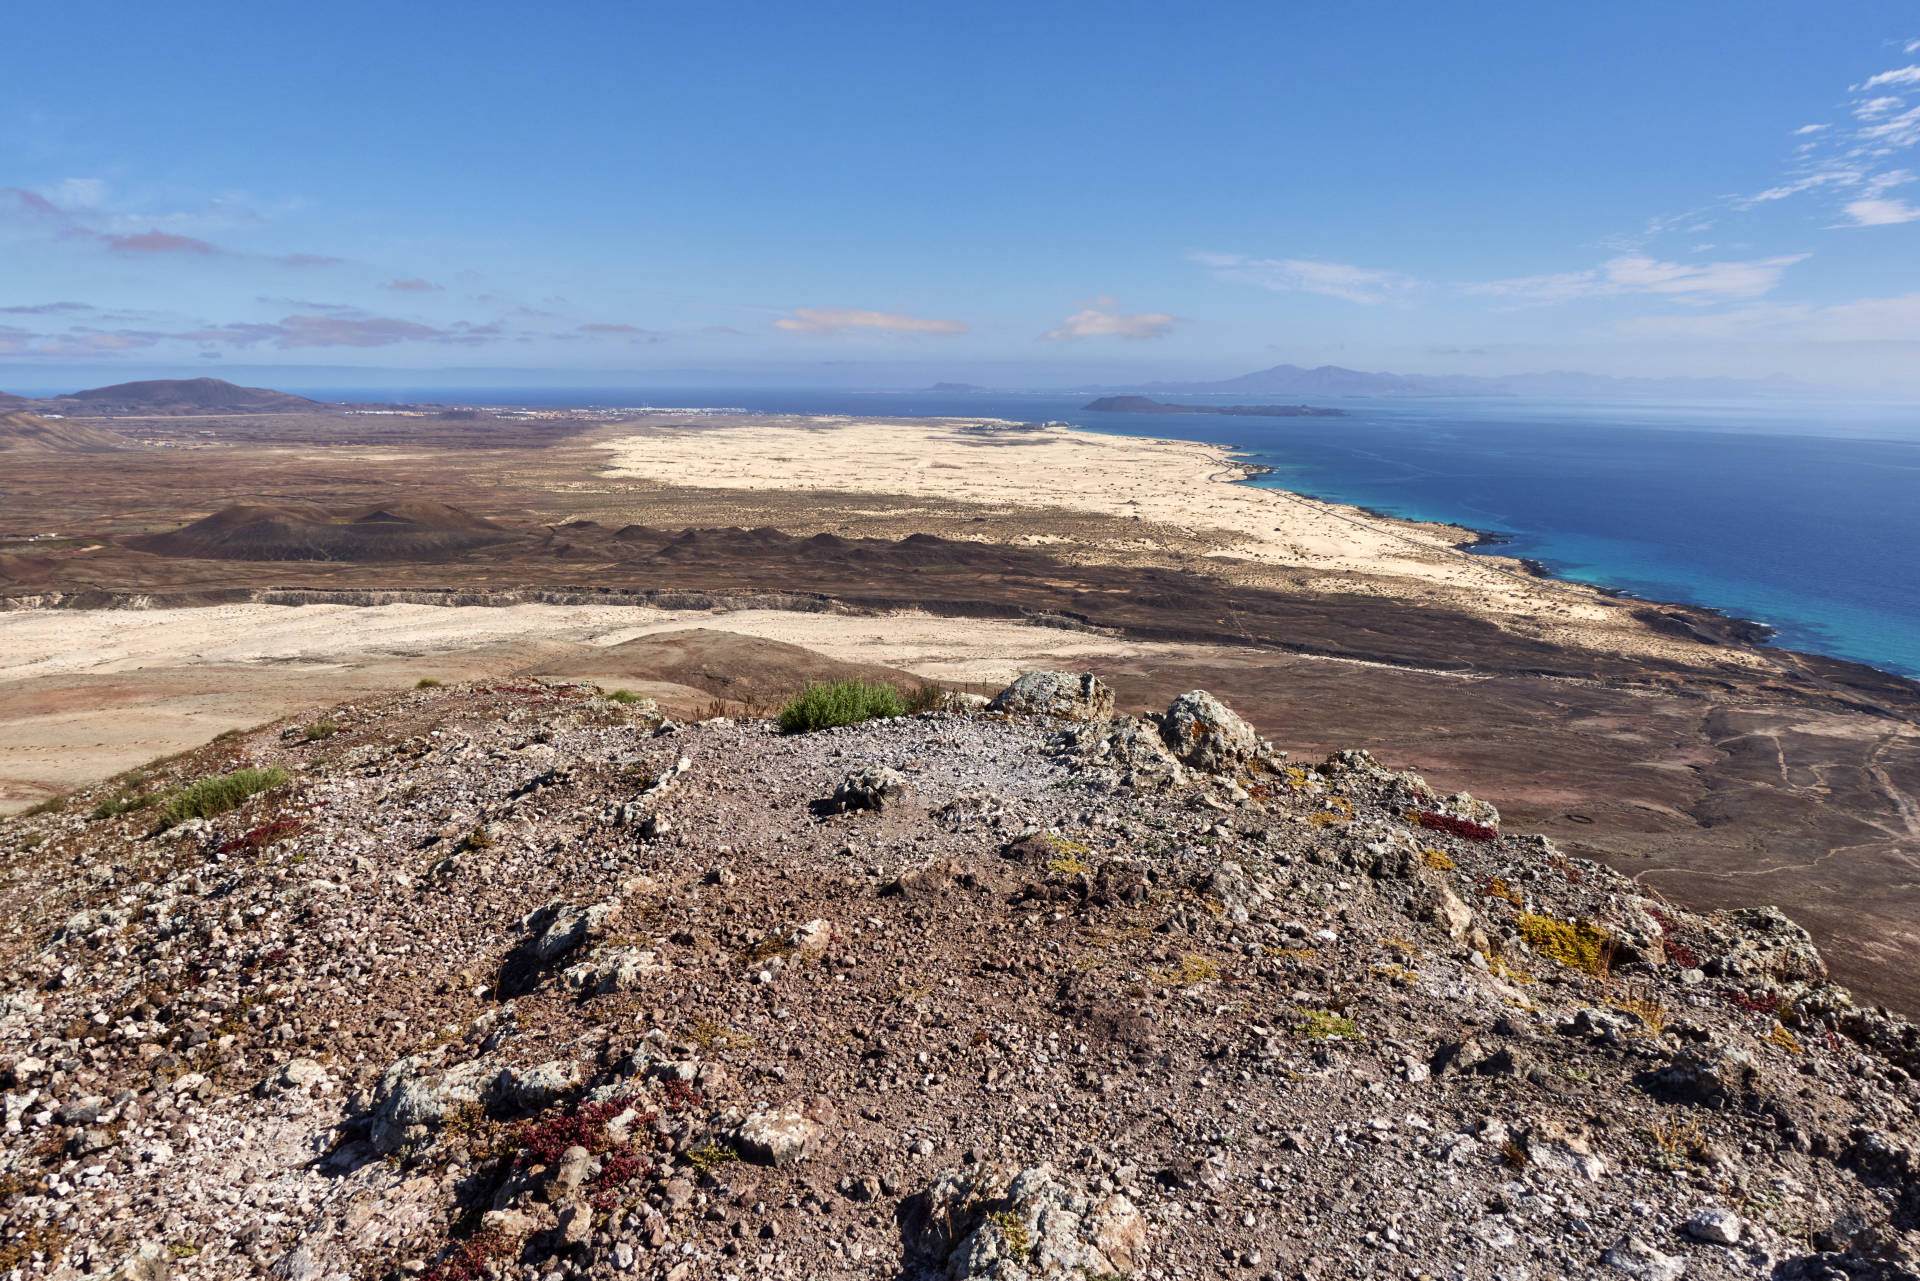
[1119,363,1814,400]
[1082,396,1344,417]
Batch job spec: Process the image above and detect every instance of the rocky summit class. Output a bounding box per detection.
[1,675,1917,1281]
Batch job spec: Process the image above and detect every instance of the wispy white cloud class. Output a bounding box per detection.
[1040,306,1176,341]
[1469,254,1808,305]
[1857,65,1920,91]
[1842,197,1920,225]
[771,307,967,335]
[1621,291,1920,342]
[1194,252,1421,304]
[1736,50,1920,225]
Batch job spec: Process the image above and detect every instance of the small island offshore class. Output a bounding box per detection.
[1084,395,1346,417]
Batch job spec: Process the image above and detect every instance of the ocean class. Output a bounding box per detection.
[308,386,1920,680]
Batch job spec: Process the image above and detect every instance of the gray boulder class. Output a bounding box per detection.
[1160,690,1258,774]
[521,898,619,962]
[367,1053,500,1154]
[911,1163,1146,1279]
[988,672,1115,722]
[832,765,908,813]
[733,1104,822,1167]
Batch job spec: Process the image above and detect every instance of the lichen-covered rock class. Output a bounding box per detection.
[1526,1120,1606,1181]
[1711,905,1828,984]
[368,1052,501,1154]
[1652,1043,1761,1107]
[831,765,908,812]
[1159,689,1258,774]
[562,946,668,995]
[733,1104,822,1166]
[1604,1234,1684,1281]
[496,1059,584,1112]
[521,898,619,962]
[909,1163,1145,1279]
[988,671,1115,722]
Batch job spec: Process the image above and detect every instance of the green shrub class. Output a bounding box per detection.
[302,720,340,742]
[607,689,644,704]
[776,680,906,733]
[21,794,67,817]
[158,767,288,829]
[89,778,159,821]
[902,681,948,714]
[415,678,442,689]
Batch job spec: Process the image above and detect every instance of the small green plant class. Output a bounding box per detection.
[686,1017,755,1051]
[22,794,68,817]
[607,689,645,704]
[1296,1009,1359,1039]
[686,1141,738,1175]
[1500,1139,1529,1169]
[985,1209,1032,1258]
[157,767,288,829]
[1043,832,1093,876]
[89,782,159,821]
[1517,913,1612,978]
[415,678,443,689]
[776,679,906,733]
[903,681,948,714]
[1150,953,1221,986]
[166,1243,200,1259]
[302,720,340,742]
[1647,1114,1708,1169]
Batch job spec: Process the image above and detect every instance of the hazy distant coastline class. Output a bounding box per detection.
[1083,395,1345,418]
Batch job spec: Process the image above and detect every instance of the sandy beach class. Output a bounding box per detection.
[596,416,1764,672]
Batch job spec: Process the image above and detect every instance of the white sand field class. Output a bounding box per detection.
[0,602,1210,811]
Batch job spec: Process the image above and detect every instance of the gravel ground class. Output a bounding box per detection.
[1,676,1916,1281]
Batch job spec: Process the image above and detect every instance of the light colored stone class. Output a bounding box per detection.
[1684,1207,1741,1245]
[1160,690,1258,774]
[1604,1235,1684,1281]
[497,1060,583,1112]
[733,1105,822,1167]
[988,671,1115,722]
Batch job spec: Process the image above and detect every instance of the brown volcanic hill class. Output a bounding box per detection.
[537,626,925,707]
[124,499,513,561]
[44,376,319,414]
[0,390,26,408]
[2,675,1917,1280]
[346,499,507,532]
[0,411,134,451]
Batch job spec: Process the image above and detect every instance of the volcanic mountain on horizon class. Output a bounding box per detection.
[125,499,512,561]
[35,377,320,415]
[0,411,135,452]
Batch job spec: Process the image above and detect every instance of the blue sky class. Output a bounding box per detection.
[7,0,1920,391]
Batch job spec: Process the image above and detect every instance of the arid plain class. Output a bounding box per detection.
[3,400,1918,1009]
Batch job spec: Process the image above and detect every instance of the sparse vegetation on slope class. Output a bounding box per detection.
[0,673,1910,1281]
[775,678,906,732]
[156,765,287,829]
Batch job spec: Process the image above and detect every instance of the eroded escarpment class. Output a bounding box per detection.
[3,677,1919,1280]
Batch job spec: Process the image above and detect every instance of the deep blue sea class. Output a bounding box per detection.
[309,386,1920,680]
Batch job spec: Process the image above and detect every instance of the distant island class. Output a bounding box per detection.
[1083,395,1345,418]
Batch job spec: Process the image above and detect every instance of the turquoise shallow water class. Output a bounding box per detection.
[309,386,1920,680]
